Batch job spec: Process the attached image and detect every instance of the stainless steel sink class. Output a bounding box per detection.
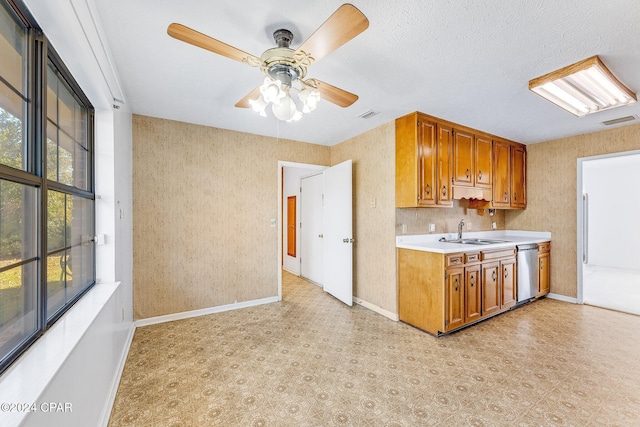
[442,238,511,245]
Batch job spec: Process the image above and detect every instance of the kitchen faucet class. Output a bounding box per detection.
[458,219,465,240]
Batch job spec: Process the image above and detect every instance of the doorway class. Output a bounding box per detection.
[577,150,640,315]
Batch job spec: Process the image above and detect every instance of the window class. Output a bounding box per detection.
[0,0,95,374]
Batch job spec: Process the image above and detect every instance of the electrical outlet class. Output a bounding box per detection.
[370,197,377,208]
[492,222,497,229]
[401,224,408,234]
[466,222,472,230]
[429,223,436,232]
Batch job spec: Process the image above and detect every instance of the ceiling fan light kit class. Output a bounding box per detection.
[167,4,369,122]
[529,55,637,117]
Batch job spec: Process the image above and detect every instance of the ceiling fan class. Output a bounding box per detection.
[167,4,369,121]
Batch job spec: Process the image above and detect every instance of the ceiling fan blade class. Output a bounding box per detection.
[295,4,369,63]
[168,23,260,65]
[235,86,261,108]
[309,79,358,107]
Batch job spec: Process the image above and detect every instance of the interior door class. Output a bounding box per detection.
[323,160,353,306]
[300,173,324,284]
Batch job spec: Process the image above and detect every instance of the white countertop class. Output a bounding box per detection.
[396,230,551,254]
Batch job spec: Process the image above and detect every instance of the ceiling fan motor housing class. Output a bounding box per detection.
[260,28,307,87]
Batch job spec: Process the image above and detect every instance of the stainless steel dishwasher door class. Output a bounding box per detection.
[516,244,539,303]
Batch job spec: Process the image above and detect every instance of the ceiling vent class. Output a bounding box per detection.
[601,115,637,126]
[357,109,379,119]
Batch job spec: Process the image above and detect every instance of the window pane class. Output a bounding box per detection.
[0,261,37,361]
[46,252,66,319]
[46,121,58,181]
[58,84,74,138]
[74,143,88,190]
[46,61,90,189]
[0,179,37,264]
[0,82,26,170]
[46,66,57,122]
[47,190,65,252]
[0,1,27,94]
[58,132,73,186]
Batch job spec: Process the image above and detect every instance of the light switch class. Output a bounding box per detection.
[270,218,276,227]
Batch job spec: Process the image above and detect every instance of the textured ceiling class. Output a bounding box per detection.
[93,0,640,146]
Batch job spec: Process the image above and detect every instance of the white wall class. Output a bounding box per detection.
[0,1,134,426]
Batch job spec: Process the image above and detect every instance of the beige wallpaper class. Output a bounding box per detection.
[506,122,640,298]
[396,202,506,236]
[132,115,330,319]
[331,122,397,314]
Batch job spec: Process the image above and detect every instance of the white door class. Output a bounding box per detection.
[323,160,353,306]
[300,173,324,284]
[580,152,640,315]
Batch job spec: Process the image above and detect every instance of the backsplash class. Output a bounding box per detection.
[396,201,506,235]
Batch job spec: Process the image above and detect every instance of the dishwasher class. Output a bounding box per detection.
[516,243,539,305]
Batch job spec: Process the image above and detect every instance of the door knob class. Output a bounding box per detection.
[318,234,323,238]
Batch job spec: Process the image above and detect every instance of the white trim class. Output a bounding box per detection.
[99,323,135,427]
[547,293,578,304]
[353,297,399,321]
[134,297,280,327]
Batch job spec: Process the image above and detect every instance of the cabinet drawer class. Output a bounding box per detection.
[446,253,464,267]
[481,248,516,260]
[538,242,550,254]
[464,252,480,263]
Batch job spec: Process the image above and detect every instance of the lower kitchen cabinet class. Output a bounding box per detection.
[537,241,551,296]
[398,247,518,335]
[465,264,482,323]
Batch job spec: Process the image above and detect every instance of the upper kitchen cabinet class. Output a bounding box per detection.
[511,144,527,209]
[396,112,452,207]
[475,134,493,189]
[396,112,525,209]
[492,138,527,209]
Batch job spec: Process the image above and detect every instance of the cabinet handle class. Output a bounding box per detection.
[478,170,482,180]
[426,183,431,195]
[470,276,475,287]
[504,191,508,201]
[466,168,470,179]
[504,269,509,278]
[492,271,497,281]
[451,258,460,264]
[541,261,544,270]
[514,192,517,201]
[455,277,459,292]
[442,185,447,197]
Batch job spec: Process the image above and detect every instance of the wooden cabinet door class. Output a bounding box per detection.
[511,145,526,208]
[501,258,517,309]
[465,264,481,323]
[492,140,511,208]
[446,267,465,331]
[475,134,493,189]
[418,118,437,206]
[452,128,474,187]
[482,262,500,316]
[437,124,453,206]
[538,252,550,296]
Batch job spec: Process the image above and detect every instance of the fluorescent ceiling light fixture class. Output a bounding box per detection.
[529,56,637,117]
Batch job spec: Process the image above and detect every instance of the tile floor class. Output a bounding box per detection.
[108,271,640,426]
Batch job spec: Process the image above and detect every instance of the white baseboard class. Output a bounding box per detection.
[135,296,280,327]
[353,296,399,321]
[547,293,578,304]
[100,323,135,427]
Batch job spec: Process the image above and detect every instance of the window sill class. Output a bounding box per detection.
[0,282,121,426]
